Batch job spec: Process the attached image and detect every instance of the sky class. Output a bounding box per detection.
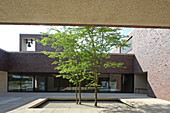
[0,25,134,52]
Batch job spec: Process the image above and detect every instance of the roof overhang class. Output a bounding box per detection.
[0,0,170,28]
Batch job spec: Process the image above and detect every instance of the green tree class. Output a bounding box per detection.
[69,27,127,106]
[37,27,92,104]
[53,52,92,104]
[38,26,128,106]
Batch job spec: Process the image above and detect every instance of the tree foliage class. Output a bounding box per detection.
[37,26,128,106]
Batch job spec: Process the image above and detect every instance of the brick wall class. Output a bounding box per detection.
[8,52,57,73]
[101,54,134,74]
[8,52,134,74]
[130,29,170,100]
[0,49,8,71]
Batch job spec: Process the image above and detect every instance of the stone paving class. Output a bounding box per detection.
[0,93,170,113]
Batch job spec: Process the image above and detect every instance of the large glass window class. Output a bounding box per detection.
[8,75,21,92]
[98,74,122,92]
[8,73,134,93]
[21,75,33,91]
[109,74,122,92]
[99,74,110,92]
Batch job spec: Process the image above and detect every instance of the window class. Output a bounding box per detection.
[21,75,34,91]
[8,75,21,91]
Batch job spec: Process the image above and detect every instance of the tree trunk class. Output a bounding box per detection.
[94,73,98,106]
[75,83,78,104]
[78,82,81,104]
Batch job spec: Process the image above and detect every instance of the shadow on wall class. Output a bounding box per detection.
[147,82,156,98]
[134,56,143,73]
[134,56,156,98]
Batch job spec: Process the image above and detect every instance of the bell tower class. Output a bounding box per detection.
[20,34,56,52]
[20,35,36,52]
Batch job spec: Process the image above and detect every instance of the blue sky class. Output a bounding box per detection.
[0,25,134,51]
[121,28,134,36]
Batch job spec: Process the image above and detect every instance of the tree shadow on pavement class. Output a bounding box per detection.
[101,102,170,113]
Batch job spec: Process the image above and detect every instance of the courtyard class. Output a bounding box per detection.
[0,1,169,113]
[0,93,170,113]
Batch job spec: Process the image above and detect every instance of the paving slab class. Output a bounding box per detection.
[0,93,169,113]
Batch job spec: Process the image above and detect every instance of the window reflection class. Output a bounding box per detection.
[8,75,21,91]
[21,75,33,91]
[35,76,46,91]
[8,73,134,93]
[99,74,122,92]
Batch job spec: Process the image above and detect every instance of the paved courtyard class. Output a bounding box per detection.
[0,92,170,113]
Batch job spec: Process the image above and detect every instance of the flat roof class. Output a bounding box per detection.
[0,0,169,28]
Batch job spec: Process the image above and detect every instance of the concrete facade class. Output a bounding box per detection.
[0,0,169,28]
[0,71,7,92]
[0,49,8,93]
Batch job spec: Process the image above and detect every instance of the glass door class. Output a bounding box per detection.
[121,74,134,93]
[47,76,59,91]
[34,76,46,91]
